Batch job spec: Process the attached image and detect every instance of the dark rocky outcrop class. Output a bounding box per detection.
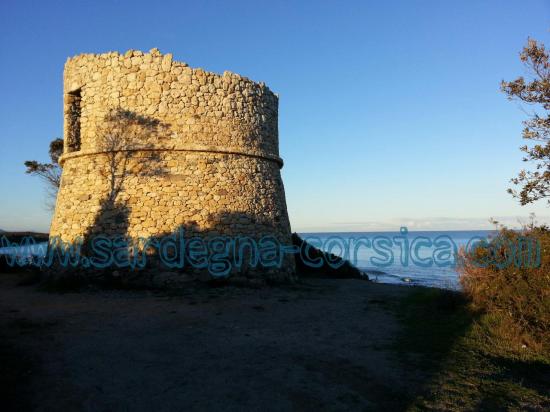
[292,233,367,280]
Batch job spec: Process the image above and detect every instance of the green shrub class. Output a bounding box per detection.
[459,225,550,354]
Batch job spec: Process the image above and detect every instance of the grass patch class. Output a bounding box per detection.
[392,287,550,411]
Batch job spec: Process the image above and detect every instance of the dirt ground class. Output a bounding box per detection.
[0,273,433,411]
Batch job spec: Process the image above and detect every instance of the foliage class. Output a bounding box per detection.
[502,38,550,205]
[459,222,550,353]
[24,138,63,188]
[23,138,63,209]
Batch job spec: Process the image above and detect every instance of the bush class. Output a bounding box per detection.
[459,224,550,353]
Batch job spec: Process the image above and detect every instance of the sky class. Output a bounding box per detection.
[0,0,549,233]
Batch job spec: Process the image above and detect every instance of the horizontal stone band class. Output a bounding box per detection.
[59,145,284,168]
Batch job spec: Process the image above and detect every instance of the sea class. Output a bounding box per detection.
[299,230,495,290]
[1,230,495,290]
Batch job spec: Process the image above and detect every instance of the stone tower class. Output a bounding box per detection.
[50,49,294,279]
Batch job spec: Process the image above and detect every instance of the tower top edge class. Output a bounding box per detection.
[65,48,278,97]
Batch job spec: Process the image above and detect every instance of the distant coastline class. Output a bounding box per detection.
[0,231,49,243]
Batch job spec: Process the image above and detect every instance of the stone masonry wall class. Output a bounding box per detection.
[49,49,294,279]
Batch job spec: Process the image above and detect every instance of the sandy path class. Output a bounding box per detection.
[0,275,419,411]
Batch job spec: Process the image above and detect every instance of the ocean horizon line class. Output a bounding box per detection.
[297,229,497,234]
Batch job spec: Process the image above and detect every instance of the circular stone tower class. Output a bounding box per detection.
[49,48,294,279]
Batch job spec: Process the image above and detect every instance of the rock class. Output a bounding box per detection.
[149,48,161,57]
[161,54,172,71]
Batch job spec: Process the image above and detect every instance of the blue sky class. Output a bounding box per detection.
[0,0,549,232]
